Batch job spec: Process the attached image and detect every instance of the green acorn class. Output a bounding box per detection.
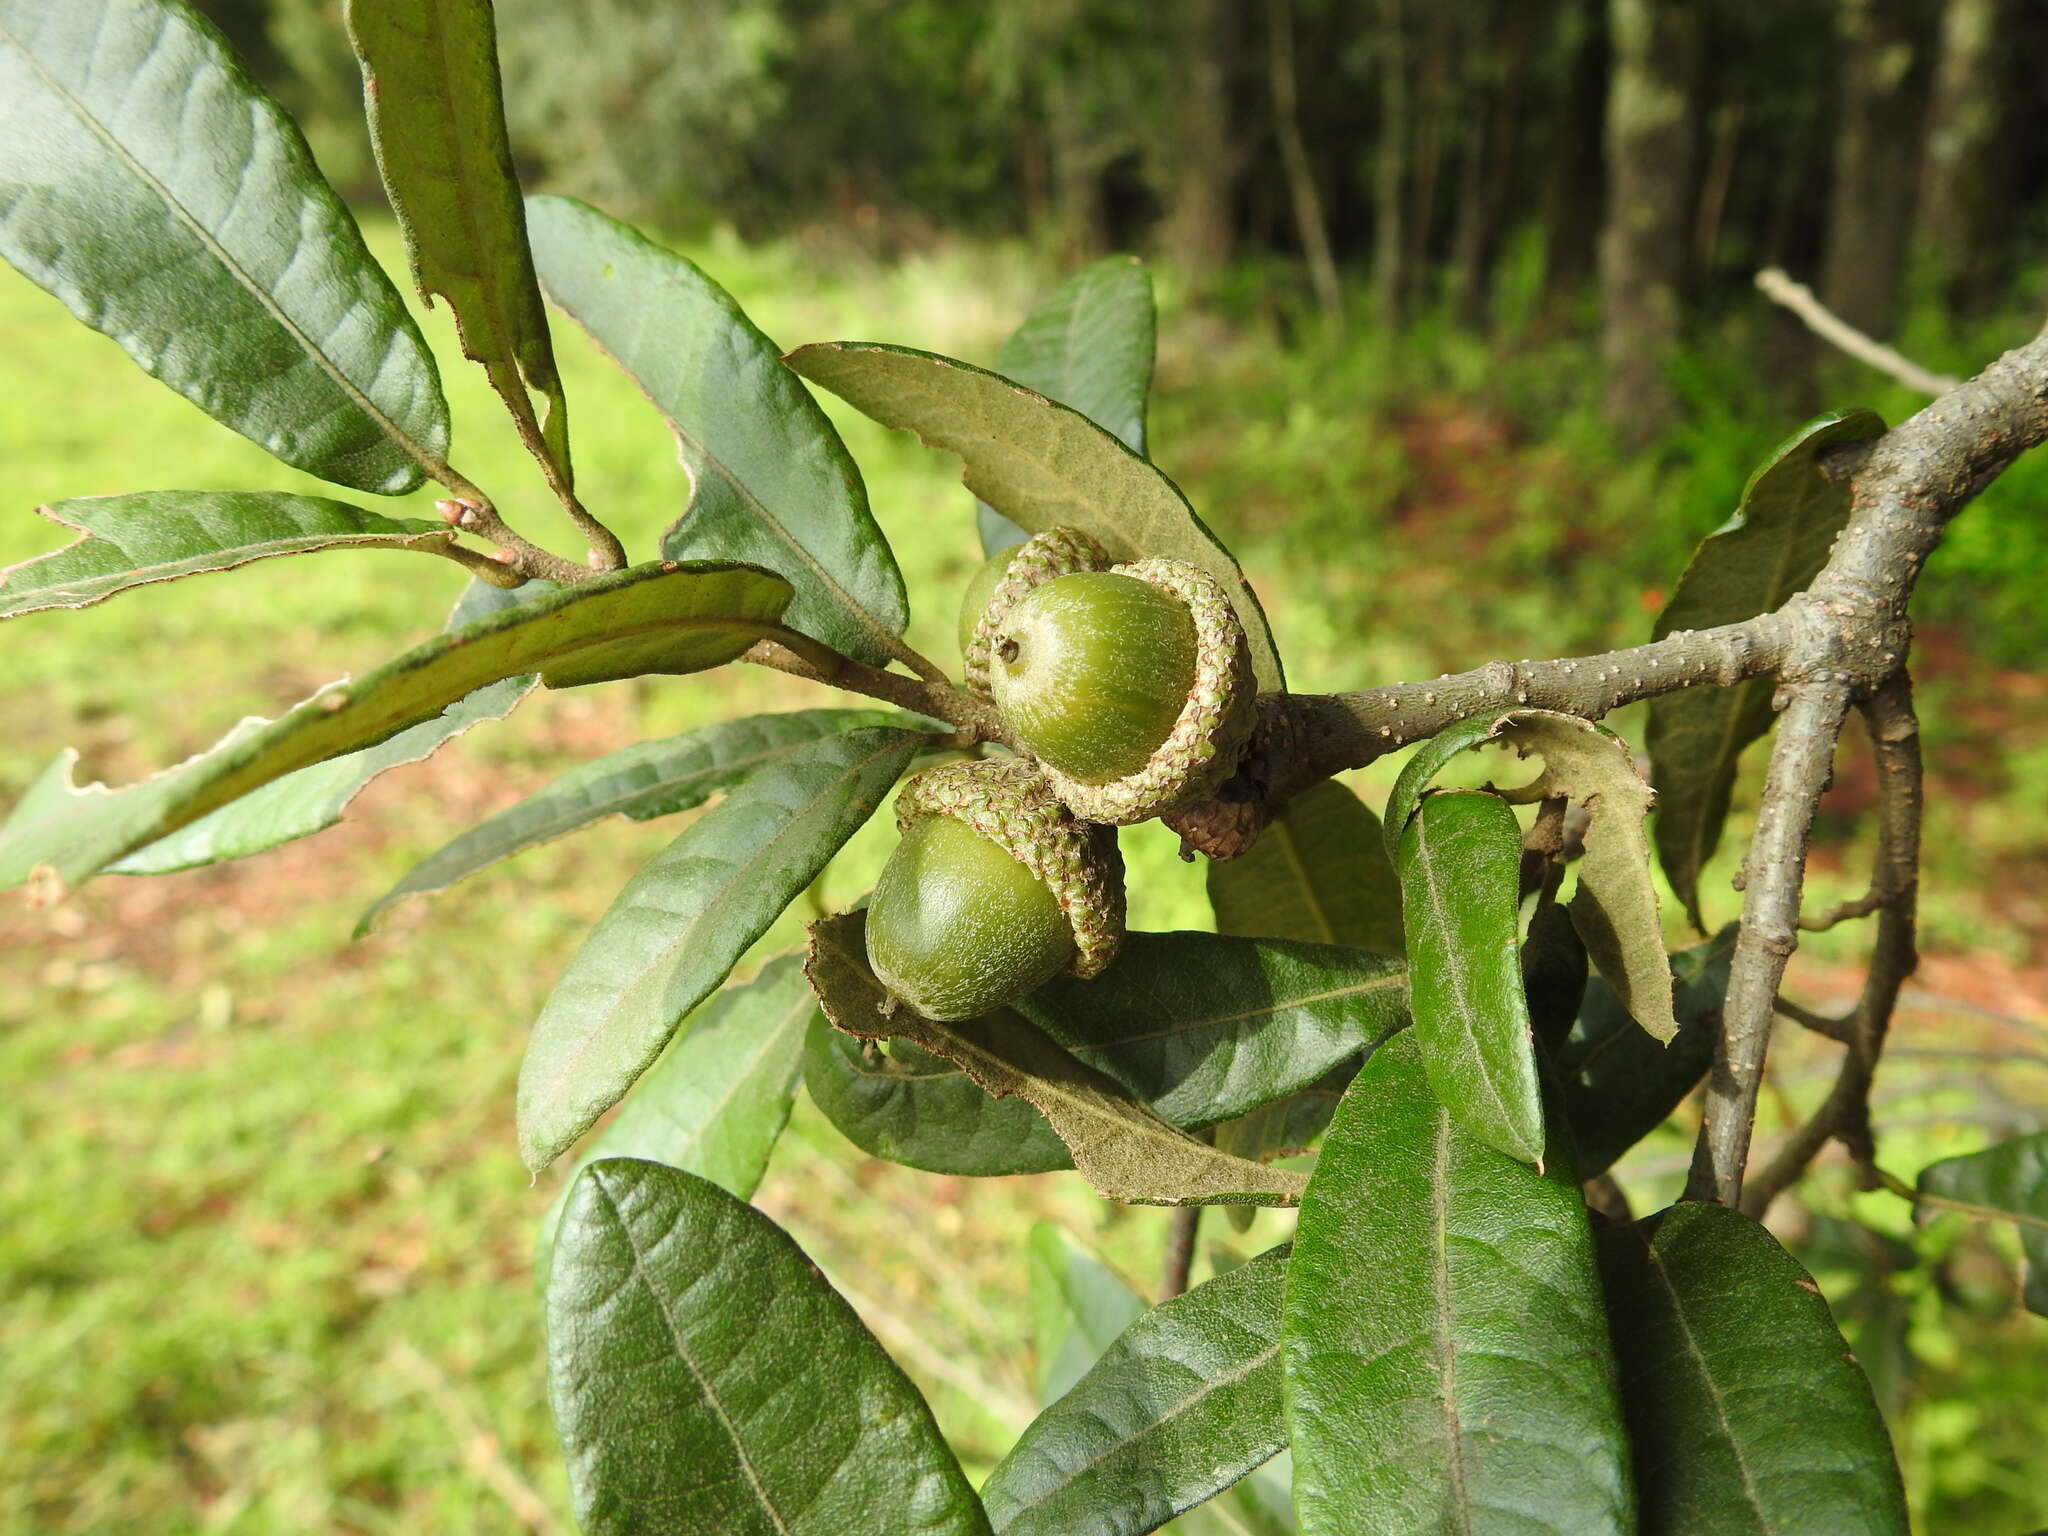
[959,526,1111,694]
[987,557,1256,825]
[865,757,1124,1021]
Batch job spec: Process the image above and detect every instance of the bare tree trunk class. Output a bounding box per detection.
[1454,2,1533,328]
[1047,80,1110,264]
[1268,0,1344,331]
[1823,0,1931,338]
[1372,0,1410,328]
[1918,0,2008,311]
[1692,99,1742,279]
[1160,0,1241,287]
[1405,10,1452,307]
[1598,0,1700,446]
[1540,0,1606,320]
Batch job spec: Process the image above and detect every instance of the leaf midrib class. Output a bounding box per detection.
[1409,814,1519,1135]
[1000,1339,1279,1519]
[1643,1234,1770,1527]
[1429,1108,1478,1535]
[592,1173,796,1536]
[0,15,441,478]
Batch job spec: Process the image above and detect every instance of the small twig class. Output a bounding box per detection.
[1583,1172,1634,1224]
[744,633,1009,744]
[1756,267,1962,396]
[388,1342,568,1536]
[1799,886,1890,931]
[1688,680,1851,1208]
[434,540,529,589]
[1775,995,1856,1044]
[1161,1205,1202,1299]
[1742,680,1923,1217]
[430,485,593,587]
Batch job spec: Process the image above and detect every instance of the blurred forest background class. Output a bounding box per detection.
[5,1,2048,1533]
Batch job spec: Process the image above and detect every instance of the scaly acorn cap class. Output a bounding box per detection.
[894,756,1125,978]
[1027,557,1257,826]
[962,526,1111,694]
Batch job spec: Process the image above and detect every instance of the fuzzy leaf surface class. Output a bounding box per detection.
[1917,1132,2048,1315]
[0,0,448,493]
[346,0,572,486]
[528,195,908,665]
[803,1021,1073,1176]
[518,727,921,1171]
[0,562,788,892]
[1396,790,1544,1164]
[0,491,450,619]
[1495,712,1676,1042]
[1646,409,1887,926]
[977,256,1155,554]
[360,708,911,931]
[988,1244,1290,1536]
[114,577,544,874]
[534,957,814,1276]
[1284,1031,1633,1535]
[1209,778,1404,956]
[1597,1202,1907,1535]
[785,340,1283,689]
[1560,927,1736,1177]
[547,1159,990,1535]
[807,913,1308,1206]
[1028,1222,1149,1406]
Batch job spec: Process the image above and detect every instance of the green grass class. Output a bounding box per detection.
[4,222,2047,1533]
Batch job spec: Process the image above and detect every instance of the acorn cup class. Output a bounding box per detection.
[986,557,1257,825]
[958,526,1112,694]
[864,757,1125,1022]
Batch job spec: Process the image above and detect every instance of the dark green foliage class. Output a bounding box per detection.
[1597,1203,1909,1536]
[1283,1031,1633,1535]
[987,1243,1290,1534]
[1647,410,1887,928]
[0,0,449,493]
[1395,789,1544,1165]
[546,1159,991,1534]
[1918,1133,2048,1316]
[516,724,927,1171]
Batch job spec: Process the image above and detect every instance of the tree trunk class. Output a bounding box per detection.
[1454,1,1533,328]
[1047,80,1110,264]
[1268,0,1344,330]
[1160,0,1241,287]
[1372,0,1410,328]
[1823,0,1932,339]
[1598,0,1700,446]
[1540,0,1606,320]
[1917,0,2008,311]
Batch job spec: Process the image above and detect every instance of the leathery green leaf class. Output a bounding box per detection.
[346,0,574,488]
[977,255,1156,554]
[517,726,923,1171]
[1917,1133,2048,1316]
[1597,1202,1906,1535]
[359,708,912,932]
[1396,790,1544,1165]
[547,1158,990,1534]
[0,561,790,893]
[115,577,544,874]
[1560,927,1735,1178]
[988,1244,1290,1536]
[0,491,450,619]
[803,1021,1073,1177]
[806,912,1308,1206]
[534,956,815,1277]
[1647,409,1887,928]
[529,195,909,666]
[0,0,449,493]
[784,340,1283,690]
[1284,1031,1633,1535]
[1209,777,1405,956]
